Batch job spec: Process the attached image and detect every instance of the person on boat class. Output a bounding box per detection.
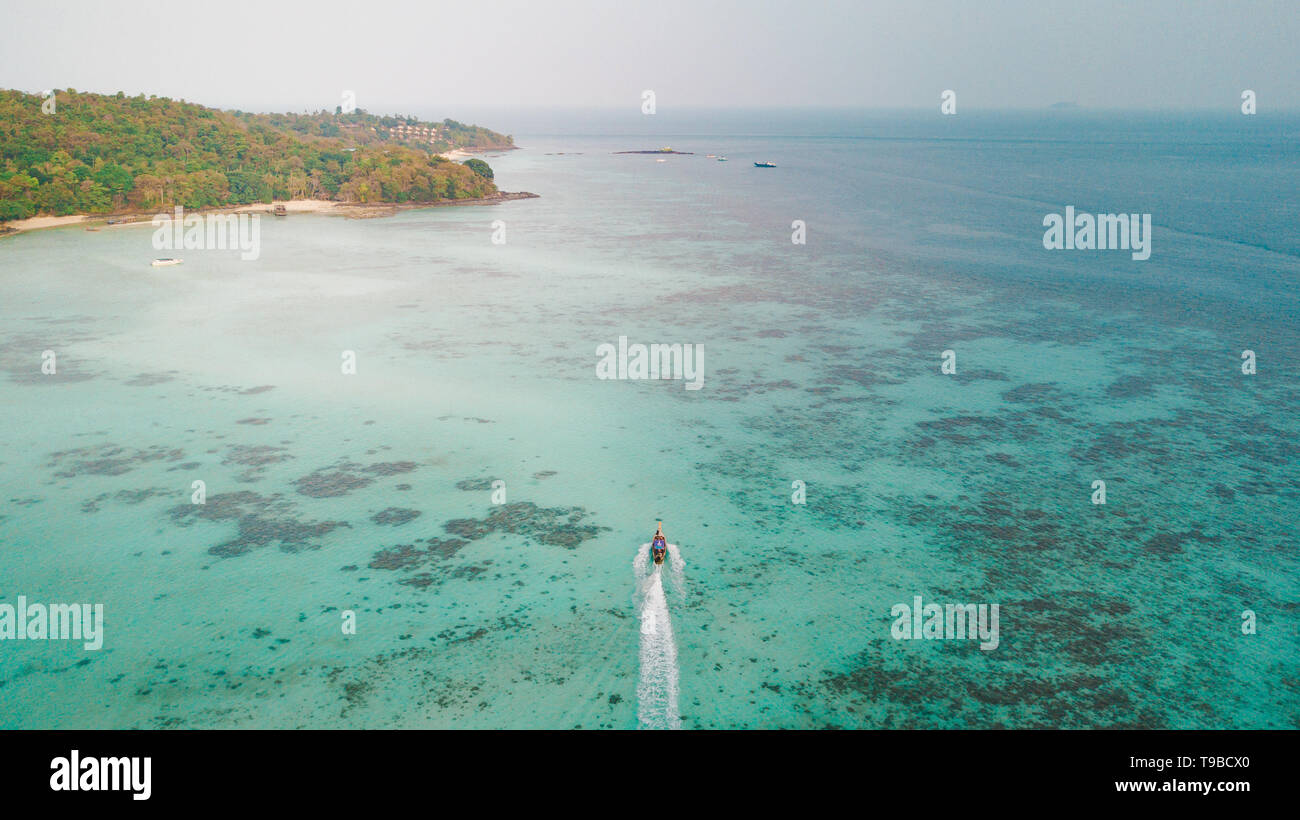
[651,523,667,564]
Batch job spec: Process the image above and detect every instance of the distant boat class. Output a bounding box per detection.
[656,158,666,163]
[717,156,728,162]
[705,154,717,158]
[151,258,183,267]
[273,203,288,216]
[754,161,776,168]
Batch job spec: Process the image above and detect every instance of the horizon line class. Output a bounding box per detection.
[8,89,1299,116]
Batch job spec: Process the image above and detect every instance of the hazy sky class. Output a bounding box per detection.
[1,0,1297,114]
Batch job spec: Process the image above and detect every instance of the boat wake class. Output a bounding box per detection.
[666,543,686,595]
[635,543,681,730]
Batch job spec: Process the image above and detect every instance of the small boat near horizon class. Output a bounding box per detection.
[151,258,183,267]
[717,156,728,161]
[754,161,777,168]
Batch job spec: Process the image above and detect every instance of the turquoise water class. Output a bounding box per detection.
[1,111,1297,728]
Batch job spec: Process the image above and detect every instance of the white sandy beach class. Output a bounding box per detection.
[0,190,528,237]
[2,214,93,233]
[229,199,343,215]
[1,200,347,237]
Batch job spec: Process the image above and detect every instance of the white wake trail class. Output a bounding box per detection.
[667,542,686,595]
[635,543,681,730]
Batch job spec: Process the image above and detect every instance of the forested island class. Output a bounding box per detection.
[0,89,520,223]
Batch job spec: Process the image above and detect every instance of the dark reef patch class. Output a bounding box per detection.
[1143,528,1221,557]
[985,452,1023,468]
[1002,382,1063,403]
[81,487,170,513]
[223,445,292,482]
[295,466,370,497]
[824,367,903,389]
[445,502,607,548]
[208,517,348,558]
[363,461,419,477]
[951,368,1011,385]
[369,537,470,574]
[293,459,414,497]
[124,372,177,387]
[368,502,604,589]
[48,444,185,478]
[398,573,436,589]
[369,544,428,570]
[1104,375,1156,400]
[1070,421,1174,463]
[914,413,1039,446]
[427,537,469,558]
[372,507,422,526]
[1,331,101,384]
[168,491,349,558]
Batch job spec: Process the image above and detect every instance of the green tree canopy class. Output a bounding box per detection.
[462,158,494,180]
[0,88,512,222]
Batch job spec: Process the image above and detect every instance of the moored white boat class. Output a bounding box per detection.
[151,258,183,267]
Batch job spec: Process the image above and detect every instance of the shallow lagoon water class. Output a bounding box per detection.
[1,112,1297,728]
